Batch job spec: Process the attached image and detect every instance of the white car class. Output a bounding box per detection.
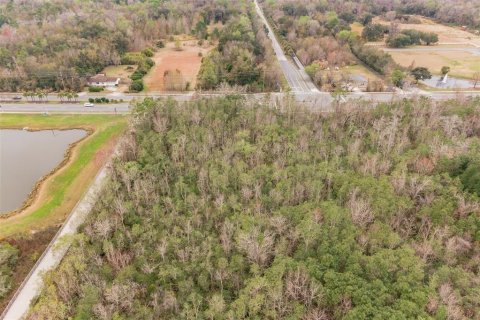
[84,102,94,107]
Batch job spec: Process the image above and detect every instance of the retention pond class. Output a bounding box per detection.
[0,129,87,214]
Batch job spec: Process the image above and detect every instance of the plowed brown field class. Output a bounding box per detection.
[143,40,213,92]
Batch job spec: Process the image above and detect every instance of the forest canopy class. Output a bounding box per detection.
[28,96,480,319]
[0,0,242,91]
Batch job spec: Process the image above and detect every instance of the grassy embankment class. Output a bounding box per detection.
[0,114,127,238]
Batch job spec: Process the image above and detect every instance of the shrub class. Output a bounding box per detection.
[130,70,144,81]
[121,52,142,65]
[174,39,182,51]
[411,67,432,82]
[305,63,321,78]
[88,86,103,92]
[88,98,94,103]
[391,69,406,88]
[420,32,438,45]
[156,40,165,48]
[362,23,387,41]
[386,34,412,48]
[144,58,154,68]
[387,30,439,47]
[142,48,154,57]
[129,79,144,92]
[350,43,393,75]
[0,244,19,299]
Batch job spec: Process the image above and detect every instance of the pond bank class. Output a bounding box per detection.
[0,127,94,219]
[0,114,127,239]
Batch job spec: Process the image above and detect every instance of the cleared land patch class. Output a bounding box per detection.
[342,64,382,82]
[368,16,480,80]
[386,49,480,79]
[373,16,480,46]
[143,40,214,92]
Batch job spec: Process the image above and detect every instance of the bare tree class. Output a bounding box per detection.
[348,188,373,227]
[472,72,480,88]
[237,229,274,267]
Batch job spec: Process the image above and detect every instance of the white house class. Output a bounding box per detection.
[87,73,120,87]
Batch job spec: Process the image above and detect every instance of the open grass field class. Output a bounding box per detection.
[386,49,480,79]
[342,64,382,82]
[0,114,127,239]
[368,15,480,80]
[103,65,136,79]
[373,16,480,46]
[143,40,214,92]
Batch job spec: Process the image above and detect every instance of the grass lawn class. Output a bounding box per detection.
[0,114,127,239]
[341,64,382,82]
[103,64,136,78]
[387,50,480,80]
[101,65,136,92]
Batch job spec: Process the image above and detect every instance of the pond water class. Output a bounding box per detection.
[421,75,475,89]
[349,74,367,83]
[0,129,87,214]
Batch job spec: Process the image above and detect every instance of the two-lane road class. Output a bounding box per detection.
[253,0,319,93]
[0,103,130,114]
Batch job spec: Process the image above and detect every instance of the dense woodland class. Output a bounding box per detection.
[0,0,242,92]
[28,96,480,319]
[196,3,282,92]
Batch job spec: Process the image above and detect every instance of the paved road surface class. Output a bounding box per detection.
[383,47,480,55]
[1,91,480,114]
[253,0,319,93]
[0,103,131,114]
[0,158,112,320]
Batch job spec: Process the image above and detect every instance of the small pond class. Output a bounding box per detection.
[0,129,87,213]
[421,75,475,89]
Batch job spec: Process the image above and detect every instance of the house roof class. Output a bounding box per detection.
[88,73,119,83]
